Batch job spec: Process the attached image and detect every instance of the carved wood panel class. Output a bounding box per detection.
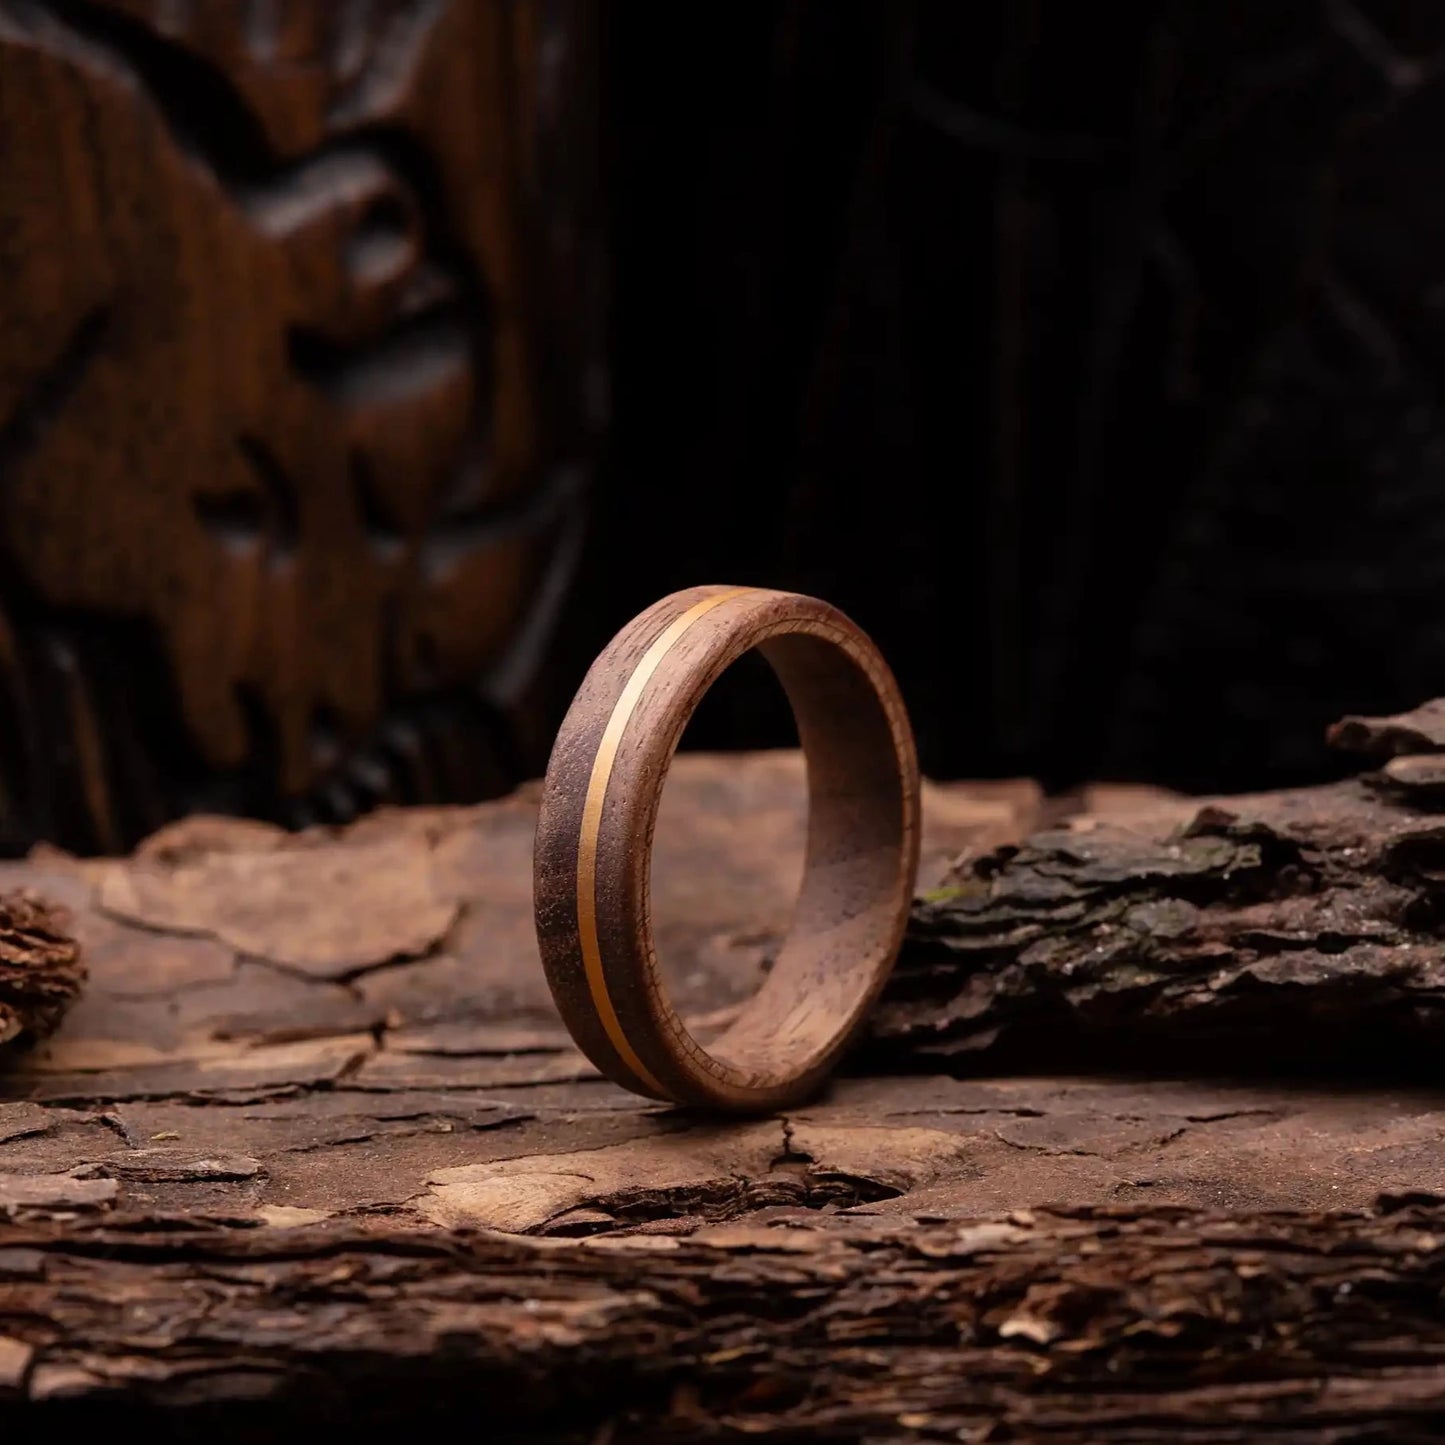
[0,0,598,852]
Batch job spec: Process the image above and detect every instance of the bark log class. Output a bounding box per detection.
[7,1197,1445,1442]
[870,703,1445,1075]
[0,735,1444,1437]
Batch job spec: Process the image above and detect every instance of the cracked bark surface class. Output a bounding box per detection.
[12,1197,1445,1442]
[4,739,1445,1437]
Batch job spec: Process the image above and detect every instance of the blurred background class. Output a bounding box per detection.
[0,0,1441,853]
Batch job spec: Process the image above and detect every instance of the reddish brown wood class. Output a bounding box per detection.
[0,0,600,852]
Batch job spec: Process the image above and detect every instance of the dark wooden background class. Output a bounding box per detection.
[2,0,1443,853]
[591,0,1445,797]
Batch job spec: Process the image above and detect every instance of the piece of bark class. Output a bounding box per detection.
[4,747,1445,1435]
[6,1196,1445,1441]
[1370,752,1445,805]
[1327,697,1445,757]
[5,748,1445,1209]
[0,1170,115,1214]
[868,739,1445,1073]
[0,893,83,1050]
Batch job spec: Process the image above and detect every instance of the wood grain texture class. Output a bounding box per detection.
[0,0,600,853]
[535,587,920,1110]
[1,739,1445,1435]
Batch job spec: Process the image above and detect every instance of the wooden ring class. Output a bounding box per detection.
[534,586,920,1112]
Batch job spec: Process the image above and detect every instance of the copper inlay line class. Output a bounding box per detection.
[576,588,754,1093]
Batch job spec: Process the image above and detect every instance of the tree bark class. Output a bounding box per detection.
[3,732,1445,1437]
[871,703,1445,1075]
[8,1197,1445,1442]
[0,894,83,1050]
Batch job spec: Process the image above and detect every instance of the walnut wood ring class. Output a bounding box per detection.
[534,586,920,1112]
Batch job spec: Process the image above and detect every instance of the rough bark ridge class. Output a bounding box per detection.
[874,705,1445,1074]
[0,727,1444,1438]
[9,1197,1445,1442]
[0,893,83,1050]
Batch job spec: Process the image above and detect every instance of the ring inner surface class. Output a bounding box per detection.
[681,628,909,1085]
